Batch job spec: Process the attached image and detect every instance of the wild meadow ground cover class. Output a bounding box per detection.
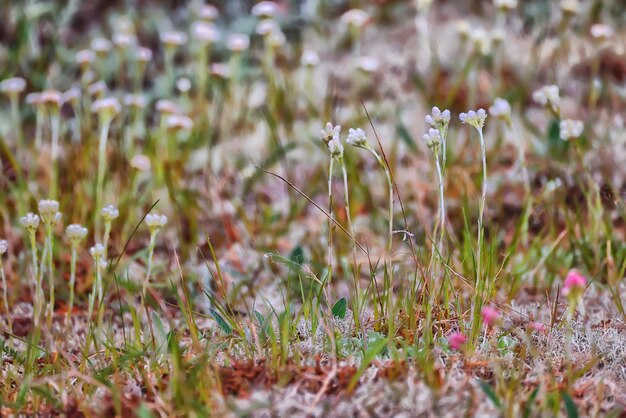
[1,0,626,416]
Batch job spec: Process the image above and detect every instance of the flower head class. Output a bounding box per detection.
[91,37,112,54]
[20,213,40,231]
[165,115,194,132]
[176,78,192,94]
[191,21,221,45]
[145,214,168,233]
[160,30,188,47]
[459,108,487,131]
[355,56,379,73]
[590,24,613,41]
[66,224,88,246]
[130,154,151,172]
[227,33,250,52]
[346,128,368,147]
[562,270,586,297]
[101,205,120,222]
[124,94,148,109]
[75,49,96,67]
[489,98,511,122]
[340,9,370,28]
[137,47,153,63]
[198,4,219,21]
[327,138,344,158]
[320,122,340,145]
[481,306,501,326]
[448,332,467,350]
[155,99,182,115]
[301,50,320,67]
[92,97,121,120]
[87,81,107,98]
[90,243,106,258]
[422,128,441,150]
[559,119,584,141]
[0,239,7,255]
[40,90,63,109]
[532,85,560,113]
[38,200,60,225]
[0,77,26,96]
[425,106,451,131]
[252,1,281,18]
[494,0,517,10]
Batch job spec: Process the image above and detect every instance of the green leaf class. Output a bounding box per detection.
[209,308,232,335]
[332,297,347,319]
[562,392,579,418]
[136,403,156,418]
[151,311,168,356]
[289,245,305,264]
[478,380,502,410]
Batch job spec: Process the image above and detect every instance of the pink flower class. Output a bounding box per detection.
[528,321,547,333]
[561,270,586,297]
[448,332,467,350]
[481,306,501,326]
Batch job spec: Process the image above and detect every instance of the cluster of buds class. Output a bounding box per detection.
[145,213,168,234]
[422,128,442,151]
[448,332,467,351]
[532,85,560,115]
[66,224,88,247]
[559,119,584,141]
[460,109,488,132]
[38,200,61,227]
[481,305,502,327]
[319,122,344,158]
[488,98,512,123]
[20,213,40,232]
[562,270,586,317]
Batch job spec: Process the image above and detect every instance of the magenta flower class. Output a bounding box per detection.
[561,270,586,297]
[448,332,467,350]
[481,306,501,326]
[528,321,547,333]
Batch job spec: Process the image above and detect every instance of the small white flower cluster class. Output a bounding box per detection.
[227,33,250,52]
[425,106,451,131]
[300,50,320,67]
[346,128,368,147]
[489,98,511,121]
[38,199,61,226]
[340,9,370,28]
[0,239,7,255]
[252,1,281,18]
[191,21,221,45]
[460,108,488,131]
[319,123,344,157]
[533,85,560,113]
[146,214,168,232]
[559,119,584,140]
[422,128,442,150]
[20,213,40,231]
[160,30,188,47]
[89,243,106,260]
[165,115,194,132]
[66,224,88,246]
[92,97,122,118]
[102,205,120,222]
[494,0,517,10]
[0,77,26,95]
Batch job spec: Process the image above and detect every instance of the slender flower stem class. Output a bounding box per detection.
[477,128,487,283]
[10,97,24,148]
[339,157,360,325]
[45,226,55,330]
[50,112,61,199]
[95,119,112,236]
[0,260,10,332]
[434,150,446,252]
[366,146,393,257]
[327,157,335,287]
[67,247,77,327]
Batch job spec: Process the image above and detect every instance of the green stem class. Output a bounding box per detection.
[67,247,77,327]
[0,260,10,332]
[327,157,334,288]
[95,119,112,237]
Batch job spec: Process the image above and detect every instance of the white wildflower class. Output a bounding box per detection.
[559,119,584,140]
[346,128,368,147]
[460,108,488,131]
